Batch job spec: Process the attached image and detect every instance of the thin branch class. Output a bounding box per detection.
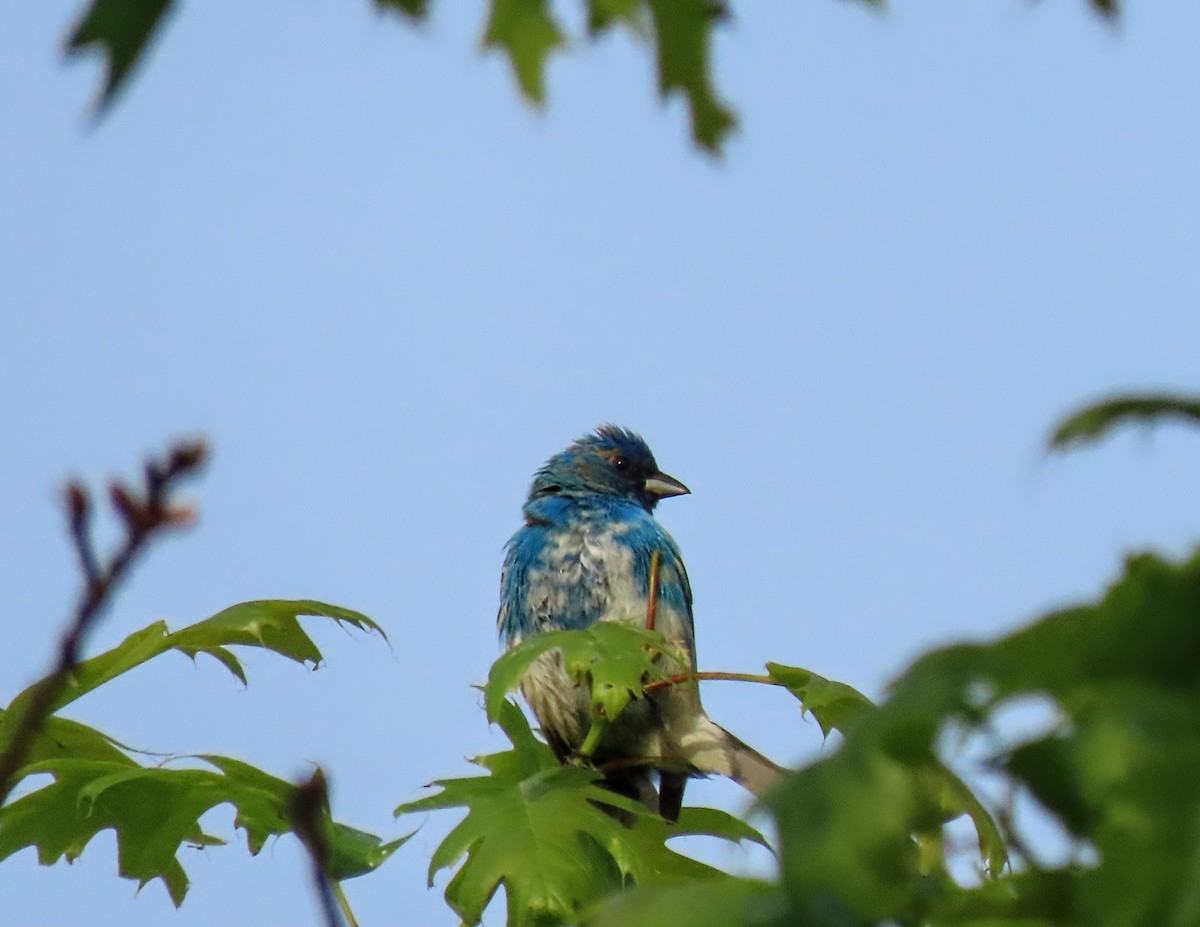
[0,439,206,805]
[65,482,99,585]
[645,549,661,631]
[643,670,778,693]
[290,769,348,927]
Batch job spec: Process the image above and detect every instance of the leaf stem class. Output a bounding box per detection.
[645,549,661,631]
[333,882,360,927]
[643,670,780,692]
[579,717,609,758]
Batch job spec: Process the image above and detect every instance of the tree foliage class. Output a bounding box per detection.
[60,0,1118,152]
[20,3,1186,924]
[0,601,403,905]
[3,390,1198,927]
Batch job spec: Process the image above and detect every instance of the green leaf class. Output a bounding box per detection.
[326,822,413,881]
[0,711,137,767]
[764,547,1200,925]
[374,0,430,20]
[767,741,930,923]
[645,0,735,153]
[0,759,226,905]
[397,701,758,925]
[669,805,770,852]
[490,696,560,777]
[0,754,401,905]
[586,0,643,34]
[3,600,383,721]
[1004,736,1096,837]
[196,755,410,878]
[482,0,565,105]
[168,599,385,671]
[395,704,637,925]
[766,662,875,737]
[587,878,785,927]
[485,623,685,730]
[65,0,175,111]
[620,805,772,886]
[1048,391,1200,451]
[924,760,1008,877]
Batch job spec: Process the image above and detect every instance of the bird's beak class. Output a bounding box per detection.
[644,471,690,499]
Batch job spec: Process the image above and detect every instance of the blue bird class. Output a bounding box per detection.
[498,425,782,821]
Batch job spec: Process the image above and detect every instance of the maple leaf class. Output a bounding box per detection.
[396,700,765,926]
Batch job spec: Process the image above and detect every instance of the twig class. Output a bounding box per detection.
[645,549,661,631]
[290,769,349,927]
[643,670,779,693]
[0,440,206,805]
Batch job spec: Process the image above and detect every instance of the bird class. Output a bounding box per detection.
[497,425,782,822]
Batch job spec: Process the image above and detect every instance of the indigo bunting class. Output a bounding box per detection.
[498,425,781,821]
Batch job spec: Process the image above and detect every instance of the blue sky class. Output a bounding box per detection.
[2,1,1199,924]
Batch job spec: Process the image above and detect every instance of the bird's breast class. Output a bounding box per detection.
[520,517,690,646]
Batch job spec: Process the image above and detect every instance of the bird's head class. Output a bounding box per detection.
[530,425,690,512]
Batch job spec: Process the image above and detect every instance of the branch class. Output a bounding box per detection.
[0,439,206,804]
[643,670,779,693]
[645,549,661,632]
[290,769,357,927]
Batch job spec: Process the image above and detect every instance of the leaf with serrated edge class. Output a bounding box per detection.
[486,624,685,727]
[397,761,635,924]
[65,0,175,110]
[645,0,735,152]
[0,754,401,905]
[3,601,382,723]
[482,0,564,105]
[395,700,757,925]
[167,599,385,669]
[766,662,875,737]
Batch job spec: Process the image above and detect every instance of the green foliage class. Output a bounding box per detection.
[58,0,1120,149]
[65,0,174,111]
[1049,390,1200,450]
[396,698,768,927]
[375,0,430,20]
[475,625,1009,926]
[766,661,875,737]
[2,599,383,726]
[641,0,735,152]
[485,622,687,729]
[588,878,786,927]
[768,660,1008,880]
[594,547,1200,927]
[0,754,405,905]
[8,411,1199,927]
[475,0,739,150]
[0,601,396,905]
[483,0,565,104]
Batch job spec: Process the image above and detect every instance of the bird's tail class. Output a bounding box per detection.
[680,716,785,796]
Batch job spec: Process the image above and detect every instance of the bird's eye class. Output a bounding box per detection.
[613,456,630,472]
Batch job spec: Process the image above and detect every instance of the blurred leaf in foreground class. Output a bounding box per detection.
[1049,391,1200,450]
[65,0,175,111]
